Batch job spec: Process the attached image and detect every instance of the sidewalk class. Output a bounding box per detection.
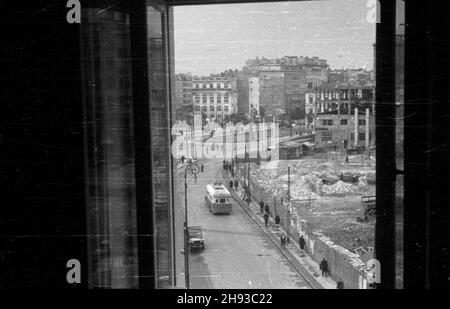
[228,181,337,289]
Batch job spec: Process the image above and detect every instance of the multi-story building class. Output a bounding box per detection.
[310,82,375,149]
[237,72,250,117]
[248,77,260,117]
[258,71,285,117]
[241,56,328,119]
[328,68,374,86]
[192,75,238,122]
[174,74,193,121]
[283,69,308,119]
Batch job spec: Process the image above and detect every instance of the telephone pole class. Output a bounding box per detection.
[287,166,291,243]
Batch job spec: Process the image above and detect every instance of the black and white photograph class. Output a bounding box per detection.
[1,0,449,294]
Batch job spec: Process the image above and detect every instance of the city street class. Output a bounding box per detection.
[174,158,311,289]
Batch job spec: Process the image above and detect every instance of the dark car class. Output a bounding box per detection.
[188,226,205,251]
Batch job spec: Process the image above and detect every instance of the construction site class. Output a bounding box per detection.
[242,150,376,262]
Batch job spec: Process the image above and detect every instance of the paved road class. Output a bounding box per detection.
[174,158,311,289]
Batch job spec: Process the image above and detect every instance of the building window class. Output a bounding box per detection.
[321,119,333,126]
[210,83,214,88]
[203,95,207,103]
[195,83,199,88]
[195,96,200,103]
[202,106,207,112]
[340,119,348,125]
[224,106,229,112]
[224,83,229,88]
[224,95,229,103]
[210,106,214,111]
[359,133,366,141]
[322,131,332,141]
[203,83,206,88]
[195,106,200,111]
[359,119,366,126]
[210,95,214,103]
[217,83,221,89]
[217,106,221,111]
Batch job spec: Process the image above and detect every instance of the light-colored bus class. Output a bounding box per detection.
[205,183,232,214]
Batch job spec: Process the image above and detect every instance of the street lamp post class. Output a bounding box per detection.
[287,166,291,243]
[256,121,262,166]
[180,162,199,289]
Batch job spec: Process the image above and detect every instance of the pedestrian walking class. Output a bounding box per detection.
[299,235,306,251]
[336,278,344,289]
[320,258,329,277]
[280,233,286,248]
[194,173,197,183]
[259,200,264,214]
[234,179,238,190]
[229,180,233,189]
[264,203,270,215]
[275,214,280,225]
[200,164,204,173]
[263,212,269,227]
[345,155,349,164]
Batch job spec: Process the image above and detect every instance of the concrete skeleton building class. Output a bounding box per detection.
[309,83,375,149]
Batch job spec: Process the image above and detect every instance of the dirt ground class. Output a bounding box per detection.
[251,151,376,258]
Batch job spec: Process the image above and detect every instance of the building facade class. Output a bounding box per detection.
[192,76,238,122]
[241,56,328,119]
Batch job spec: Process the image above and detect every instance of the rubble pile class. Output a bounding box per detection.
[357,176,369,191]
[313,171,340,185]
[250,170,319,200]
[322,180,356,196]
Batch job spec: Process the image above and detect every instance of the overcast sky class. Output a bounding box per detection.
[173,0,376,75]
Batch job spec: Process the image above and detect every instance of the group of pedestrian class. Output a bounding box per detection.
[258,200,272,227]
[229,179,239,190]
[222,160,234,176]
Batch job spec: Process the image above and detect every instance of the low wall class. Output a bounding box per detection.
[234,165,370,289]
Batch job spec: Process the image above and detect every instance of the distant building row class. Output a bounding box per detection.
[174,56,374,126]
